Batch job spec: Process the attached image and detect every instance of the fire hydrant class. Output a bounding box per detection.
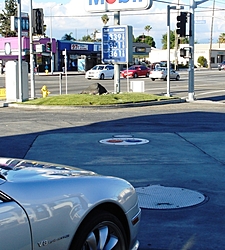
[41,85,50,98]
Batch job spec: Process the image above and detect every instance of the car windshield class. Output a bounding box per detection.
[128,66,138,70]
[155,67,166,71]
[92,65,104,70]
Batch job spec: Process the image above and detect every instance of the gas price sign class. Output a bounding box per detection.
[102,25,133,64]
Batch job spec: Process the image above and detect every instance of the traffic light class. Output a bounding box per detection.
[46,42,52,52]
[32,8,44,35]
[176,12,187,37]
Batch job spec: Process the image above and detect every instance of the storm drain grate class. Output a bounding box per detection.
[99,134,149,145]
[136,185,206,209]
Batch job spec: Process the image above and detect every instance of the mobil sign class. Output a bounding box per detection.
[85,0,153,12]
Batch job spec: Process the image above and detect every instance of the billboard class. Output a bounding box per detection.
[85,0,153,12]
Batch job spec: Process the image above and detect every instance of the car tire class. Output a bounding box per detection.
[100,74,105,80]
[146,72,149,77]
[70,210,128,250]
[164,76,167,81]
[176,75,180,81]
[151,78,155,81]
[133,73,138,78]
[112,75,114,79]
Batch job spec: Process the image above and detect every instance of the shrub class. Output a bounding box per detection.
[197,56,207,67]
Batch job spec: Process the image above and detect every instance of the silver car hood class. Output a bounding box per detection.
[0,157,137,216]
[0,157,97,183]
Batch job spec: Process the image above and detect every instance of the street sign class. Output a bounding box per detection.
[85,0,153,12]
[102,25,133,64]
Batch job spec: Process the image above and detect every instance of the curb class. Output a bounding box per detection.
[4,98,186,110]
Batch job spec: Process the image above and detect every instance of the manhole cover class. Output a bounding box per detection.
[99,134,149,145]
[136,185,206,209]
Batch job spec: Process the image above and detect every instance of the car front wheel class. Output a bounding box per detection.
[70,210,128,250]
[133,73,138,78]
[176,75,180,81]
[100,74,105,80]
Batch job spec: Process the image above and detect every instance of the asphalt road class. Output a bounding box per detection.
[1,100,225,249]
[1,69,225,102]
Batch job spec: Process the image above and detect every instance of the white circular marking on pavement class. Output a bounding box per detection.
[99,136,149,145]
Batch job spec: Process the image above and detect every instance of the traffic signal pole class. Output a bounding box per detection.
[29,0,35,99]
[167,5,183,97]
[17,0,22,102]
[188,1,195,102]
[114,11,120,93]
[188,0,208,102]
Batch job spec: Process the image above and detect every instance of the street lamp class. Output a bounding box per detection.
[50,4,62,74]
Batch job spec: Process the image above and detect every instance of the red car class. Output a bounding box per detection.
[121,65,150,78]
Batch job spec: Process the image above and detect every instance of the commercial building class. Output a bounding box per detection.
[148,43,225,68]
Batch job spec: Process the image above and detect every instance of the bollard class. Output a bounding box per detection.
[59,73,63,95]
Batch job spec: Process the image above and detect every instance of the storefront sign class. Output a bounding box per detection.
[71,44,88,50]
[85,0,153,12]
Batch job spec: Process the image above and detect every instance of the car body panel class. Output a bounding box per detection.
[120,65,150,78]
[150,67,180,81]
[0,201,32,250]
[0,158,140,250]
[85,64,114,79]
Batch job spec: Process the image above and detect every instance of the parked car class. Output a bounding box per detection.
[218,61,225,71]
[0,157,141,250]
[120,65,150,78]
[85,64,114,80]
[150,67,180,81]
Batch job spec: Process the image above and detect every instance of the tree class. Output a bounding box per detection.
[144,25,152,35]
[80,35,92,42]
[161,30,189,49]
[134,34,156,48]
[197,56,207,67]
[218,33,225,43]
[101,14,109,25]
[91,29,100,41]
[0,0,17,37]
[61,32,75,41]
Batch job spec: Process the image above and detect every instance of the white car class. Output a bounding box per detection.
[0,157,141,250]
[150,67,180,81]
[85,64,114,80]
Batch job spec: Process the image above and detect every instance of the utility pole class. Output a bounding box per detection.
[209,0,215,69]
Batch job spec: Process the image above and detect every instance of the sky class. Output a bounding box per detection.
[0,0,224,48]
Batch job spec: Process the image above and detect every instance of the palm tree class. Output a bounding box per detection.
[61,32,75,41]
[101,14,109,26]
[218,33,225,43]
[143,25,152,43]
[91,29,100,41]
[144,25,152,35]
